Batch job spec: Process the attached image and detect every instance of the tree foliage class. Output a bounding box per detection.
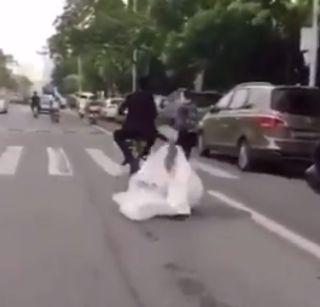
[0,49,17,89]
[49,0,312,93]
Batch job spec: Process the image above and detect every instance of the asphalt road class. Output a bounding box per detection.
[0,104,320,307]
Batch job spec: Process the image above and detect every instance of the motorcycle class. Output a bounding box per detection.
[124,132,168,175]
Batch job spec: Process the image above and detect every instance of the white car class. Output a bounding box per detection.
[40,94,55,113]
[0,98,9,113]
[101,98,124,120]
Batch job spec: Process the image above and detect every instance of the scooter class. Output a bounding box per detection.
[88,105,100,125]
[79,110,85,119]
[33,107,39,118]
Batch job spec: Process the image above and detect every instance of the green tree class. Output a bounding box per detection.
[0,49,17,89]
[49,0,311,93]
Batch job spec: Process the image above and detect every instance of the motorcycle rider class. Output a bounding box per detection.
[85,95,100,124]
[31,91,41,114]
[114,76,157,174]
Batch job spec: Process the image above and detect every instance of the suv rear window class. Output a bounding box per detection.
[271,88,320,116]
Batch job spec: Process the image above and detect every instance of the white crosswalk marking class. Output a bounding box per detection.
[191,159,238,179]
[47,147,73,176]
[0,146,23,175]
[86,148,123,176]
[0,144,239,179]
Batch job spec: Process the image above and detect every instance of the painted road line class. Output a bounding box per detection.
[86,148,122,176]
[0,146,23,175]
[47,147,73,176]
[192,160,238,179]
[208,190,320,260]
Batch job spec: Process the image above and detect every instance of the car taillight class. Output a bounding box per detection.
[257,116,287,129]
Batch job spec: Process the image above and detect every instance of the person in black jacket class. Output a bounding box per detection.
[31,91,41,113]
[114,77,157,174]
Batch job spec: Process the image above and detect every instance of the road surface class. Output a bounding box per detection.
[0,104,319,307]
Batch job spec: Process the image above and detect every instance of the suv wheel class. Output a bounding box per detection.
[198,134,210,157]
[238,140,254,171]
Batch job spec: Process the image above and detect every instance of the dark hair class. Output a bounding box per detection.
[139,76,149,90]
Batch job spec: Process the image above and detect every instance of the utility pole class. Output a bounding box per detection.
[309,0,319,87]
[77,56,83,92]
[132,0,138,92]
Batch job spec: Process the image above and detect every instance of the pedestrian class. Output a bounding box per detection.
[175,91,199,160]
[31,91,40,113]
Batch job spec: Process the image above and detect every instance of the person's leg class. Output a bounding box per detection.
[183,146,192,160]
[114,129,134,164]
[176,130,191,159]
[140,133,157,158]
[185,132,198,160]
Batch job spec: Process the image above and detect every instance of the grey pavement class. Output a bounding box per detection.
[0,104,319,307]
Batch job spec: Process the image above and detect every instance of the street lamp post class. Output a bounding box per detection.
[309,0,319,87]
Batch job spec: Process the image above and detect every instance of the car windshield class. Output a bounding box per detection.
[271,88,320,117]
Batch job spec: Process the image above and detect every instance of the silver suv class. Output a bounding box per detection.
[198,83,320,170]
